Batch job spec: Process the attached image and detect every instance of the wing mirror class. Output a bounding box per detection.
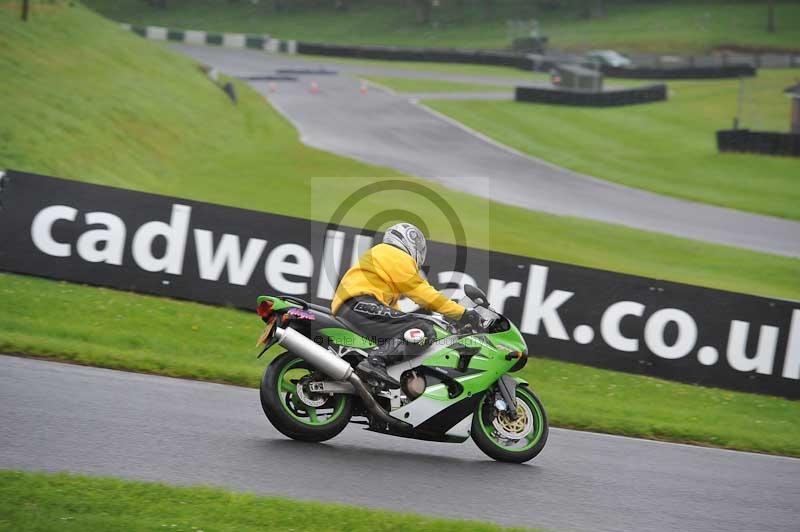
[463,285,489,307]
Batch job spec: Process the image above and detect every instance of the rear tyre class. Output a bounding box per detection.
[471,385,548,463]
[260,352,353,442]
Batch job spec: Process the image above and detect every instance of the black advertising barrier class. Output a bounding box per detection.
[1,171,798,398]
[717,129,800,158]
[515,84,667,107]
[296,41,535,70]
[601,64,756,79]
[293,42,756,79]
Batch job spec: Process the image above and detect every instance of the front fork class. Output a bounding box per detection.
[494,375,519,420]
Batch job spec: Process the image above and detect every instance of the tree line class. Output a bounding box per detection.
[141,1,778,31]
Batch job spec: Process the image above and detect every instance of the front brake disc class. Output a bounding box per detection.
[493,401,533,440]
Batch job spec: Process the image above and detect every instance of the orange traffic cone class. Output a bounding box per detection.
[310,81,319,94]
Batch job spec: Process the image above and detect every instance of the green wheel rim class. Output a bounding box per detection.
[277,357,347,426]
[477,387,544,452]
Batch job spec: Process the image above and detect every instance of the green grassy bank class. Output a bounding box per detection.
[0,470,536,532]
[0,1,397,194]
[84,0,800,53]
[365,76,511,93]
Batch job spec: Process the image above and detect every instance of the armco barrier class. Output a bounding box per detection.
[124,24,283,53]
[288,41,760,78]
[515,84,667,107]
[122,23,762,79]
[602,64,756,79]
[1,171,799,398]
[295,41,535,69]
[292,43,756,78]
[121,23,759,79]
[717,129,800,157]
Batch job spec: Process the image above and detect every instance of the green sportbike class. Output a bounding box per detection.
[254,285,548,463]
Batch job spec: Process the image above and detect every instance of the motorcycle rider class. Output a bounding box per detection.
[332,222,482,387]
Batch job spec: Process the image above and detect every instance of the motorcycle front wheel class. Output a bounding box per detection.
[471,385,548,463]
[260,352,353,442]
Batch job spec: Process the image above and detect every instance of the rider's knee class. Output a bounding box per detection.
[403,322,436,354]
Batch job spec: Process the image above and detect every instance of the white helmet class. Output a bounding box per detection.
[383,222,427,267]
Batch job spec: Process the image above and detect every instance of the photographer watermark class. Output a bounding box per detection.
[310,177,490,310]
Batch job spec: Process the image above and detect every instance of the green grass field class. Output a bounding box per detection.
[426,70,800,220]
[84,0,800,53]
[364,75,511,93]
[0,470,536,532]
[3,272,799,457]
[1,2,799,457]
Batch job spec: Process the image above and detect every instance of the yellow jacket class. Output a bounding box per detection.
[331,243,466,320]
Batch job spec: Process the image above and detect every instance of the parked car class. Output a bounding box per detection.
[585,50,633,68]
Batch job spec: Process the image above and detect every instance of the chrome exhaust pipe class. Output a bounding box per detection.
[274,326,410,430]
[274,327,353,381]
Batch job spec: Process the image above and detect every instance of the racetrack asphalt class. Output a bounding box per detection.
[2,355,798,532]
[171,44,800,258]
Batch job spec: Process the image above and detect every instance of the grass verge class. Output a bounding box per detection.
[363,75,511,93]
[2,272,798,458]
[427,69,800,220]
[84,0,800,53]
[0,470,535,532]
[310,55,541,80]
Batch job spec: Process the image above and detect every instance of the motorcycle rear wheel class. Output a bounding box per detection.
[471,385,548,463]
[261,352,353,442]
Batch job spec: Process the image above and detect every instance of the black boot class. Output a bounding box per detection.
[357,342,401,388]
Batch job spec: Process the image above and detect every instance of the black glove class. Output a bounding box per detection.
[458,309,483,331]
